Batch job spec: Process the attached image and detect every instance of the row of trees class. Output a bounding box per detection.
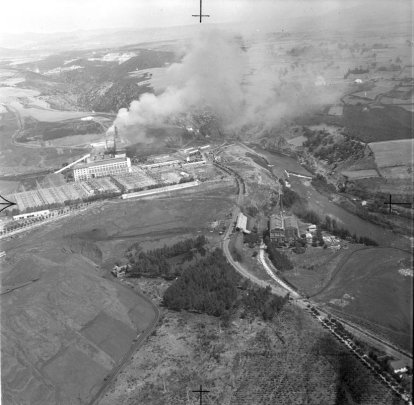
[281,187,302,209]
[294,208,378,246]
[243,232,261,247]
[311,174,337,194]
[266,242,294,271]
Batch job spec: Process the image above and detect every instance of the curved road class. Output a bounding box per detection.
[219,149,412,367]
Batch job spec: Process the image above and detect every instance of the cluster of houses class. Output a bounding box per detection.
[111,264,130,278]
[235,210,341,249]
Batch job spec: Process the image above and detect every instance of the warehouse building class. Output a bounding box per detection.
[269,214,285,243]
[269,215,299,243]
[73,156,131,181]
[236,213,248,233]
[13,210,50,221]
[284,216,299,241]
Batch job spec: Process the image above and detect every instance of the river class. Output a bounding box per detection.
[249,145,411,250]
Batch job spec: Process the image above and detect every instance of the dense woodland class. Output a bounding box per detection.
[162,249,288,321]
[163,249,240,316]
[302,127,365,164]
[126,236,208,279]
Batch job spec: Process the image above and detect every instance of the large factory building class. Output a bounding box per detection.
[73,156,131,181]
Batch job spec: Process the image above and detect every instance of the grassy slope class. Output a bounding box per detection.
[312,247,413,352]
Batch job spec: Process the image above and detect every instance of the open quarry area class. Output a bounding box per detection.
[1,2,413,404]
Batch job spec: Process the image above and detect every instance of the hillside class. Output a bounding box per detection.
[6,46,178,113]
[0,212,157,404]
[101,276,404,405]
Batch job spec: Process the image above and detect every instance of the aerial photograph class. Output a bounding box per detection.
[0,0,412,404]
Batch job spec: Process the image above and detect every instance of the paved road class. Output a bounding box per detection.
[258,246,300,298]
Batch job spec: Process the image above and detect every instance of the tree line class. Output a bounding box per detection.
[294,208,378,246]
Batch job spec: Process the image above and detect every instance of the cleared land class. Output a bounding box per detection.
[101,277,403,405]
[306,247,413,353]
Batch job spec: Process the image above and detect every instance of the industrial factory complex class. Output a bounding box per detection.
[6,146,211,217]
[73,155,132,181]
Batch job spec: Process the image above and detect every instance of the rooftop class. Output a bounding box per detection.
[284,216,298,229]
[270,214,284,230]
[74,156,128,170]
[390,359,408,370]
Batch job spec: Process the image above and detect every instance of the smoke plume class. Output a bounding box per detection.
[113,28,340,138]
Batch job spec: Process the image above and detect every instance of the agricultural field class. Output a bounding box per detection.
[0,86,50,109]
[1,180,236,404]
[342,104,412,143]
[282,245,357,295]
[341,169,379,180]
[19,118,104,143]
[1,230,156,404]
[13,104,93,122]
[0,110,86,176]
[369,139,413,177]
[310,247,413,353]
[45,133,105,147]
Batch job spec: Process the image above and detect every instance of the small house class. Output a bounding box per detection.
[389,359,408,374]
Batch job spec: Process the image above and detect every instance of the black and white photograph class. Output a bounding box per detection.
[0,1,413,404]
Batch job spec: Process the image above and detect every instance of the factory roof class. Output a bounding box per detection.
[236,213,248,232]
[270,214,284,230]
[74,156,128,170]
[284,216,298,229]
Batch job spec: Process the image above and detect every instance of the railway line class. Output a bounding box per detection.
[221,153,412,404]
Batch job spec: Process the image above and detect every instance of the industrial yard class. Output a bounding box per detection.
[1,144,218,237]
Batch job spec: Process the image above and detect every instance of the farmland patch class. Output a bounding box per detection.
[312,247,413,352]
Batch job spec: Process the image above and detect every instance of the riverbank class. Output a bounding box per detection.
[249,144,411,250]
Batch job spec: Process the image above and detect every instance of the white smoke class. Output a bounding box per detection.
[113,28,340,137]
